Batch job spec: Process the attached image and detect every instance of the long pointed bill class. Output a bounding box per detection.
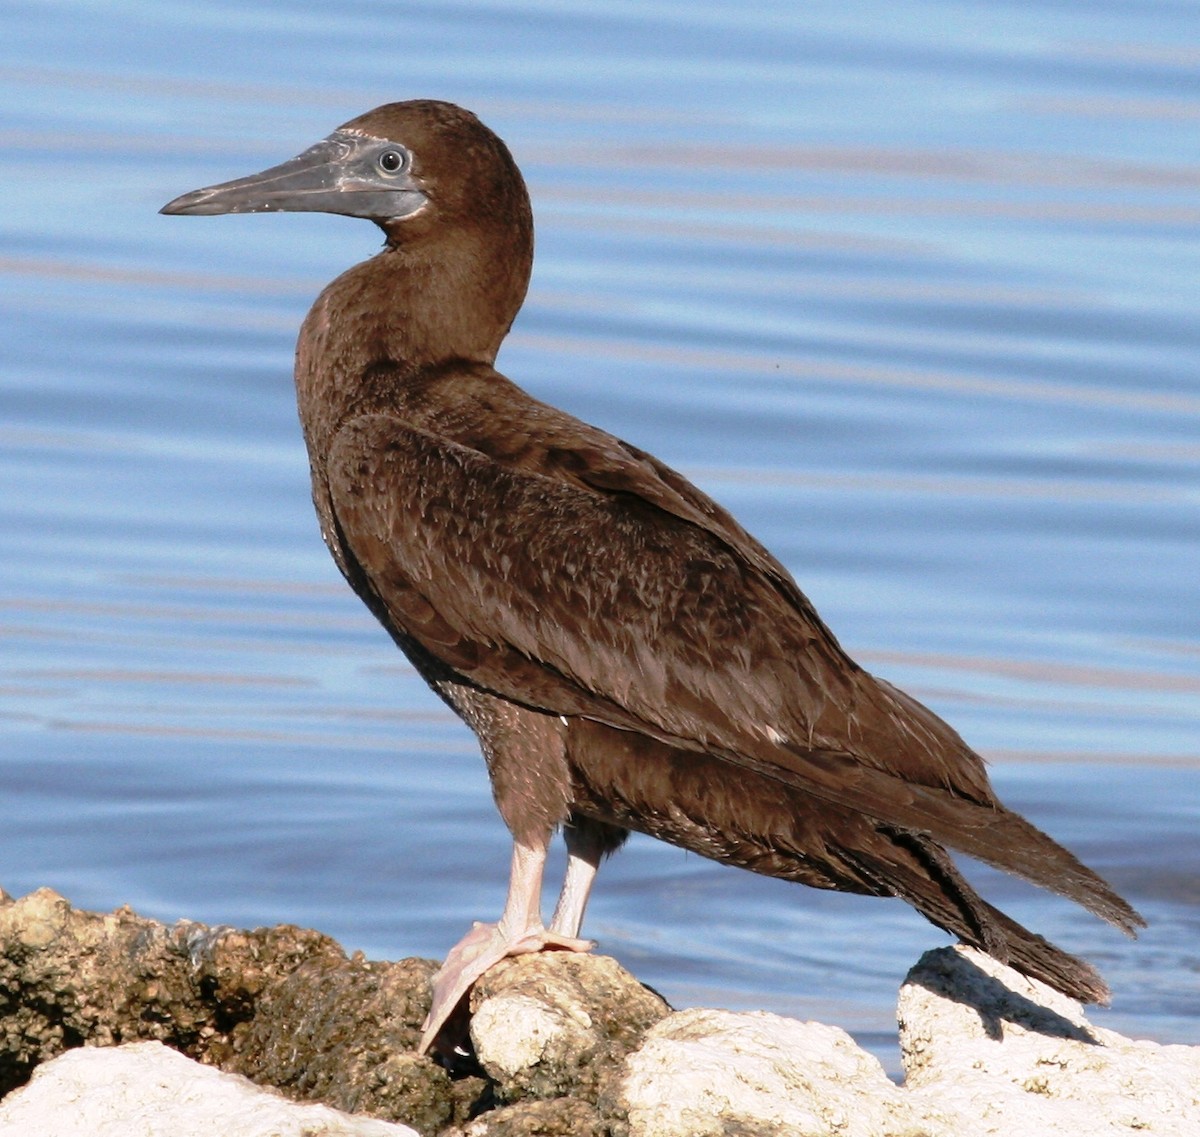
[160,130,427,221]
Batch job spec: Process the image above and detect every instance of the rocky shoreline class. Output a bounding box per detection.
[0,887,1195,1136]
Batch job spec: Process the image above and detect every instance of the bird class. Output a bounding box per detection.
[162,99,1143,1053]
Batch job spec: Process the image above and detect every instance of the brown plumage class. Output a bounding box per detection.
[162,99,1143,1051]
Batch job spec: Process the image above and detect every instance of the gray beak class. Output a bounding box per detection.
[161,130,427,221]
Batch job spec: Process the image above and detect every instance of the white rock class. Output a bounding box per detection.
[0,1041,419,1137]
[619,1007,960,1137]
[899,946,1200,1137]
[618,951,1200,1137]
[470,990,592,1081]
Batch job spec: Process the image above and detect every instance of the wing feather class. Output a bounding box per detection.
[324,400,983,796]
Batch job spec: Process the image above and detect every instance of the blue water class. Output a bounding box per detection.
[2,0,1198,1073]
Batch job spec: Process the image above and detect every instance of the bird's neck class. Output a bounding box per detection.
[294,234,530,462]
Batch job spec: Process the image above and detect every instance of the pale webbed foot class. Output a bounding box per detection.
[418,918,593,1053]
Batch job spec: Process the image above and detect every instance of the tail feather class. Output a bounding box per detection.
[838,827,1112,1005]
[906,789,1144,939]
[764,743,1145,936]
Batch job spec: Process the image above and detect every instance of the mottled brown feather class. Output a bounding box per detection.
[265,100,1142,1003]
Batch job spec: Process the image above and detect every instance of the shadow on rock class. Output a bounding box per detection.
[903,944,1097,1044]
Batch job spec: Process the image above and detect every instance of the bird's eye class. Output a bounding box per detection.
[377,149,408,175]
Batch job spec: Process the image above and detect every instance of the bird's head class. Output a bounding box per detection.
[161,99,532,253]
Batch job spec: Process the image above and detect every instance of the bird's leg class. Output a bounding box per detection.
[419,835,593,1053]
[549,815,627,937]
[548,842,600,939]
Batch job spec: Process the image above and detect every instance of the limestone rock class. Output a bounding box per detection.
[469,952,670,1106]
[4,888,1198,1137]
[0,1040,418,1136]
[617,1006,957,1137]
[232,952,475,1133]
[0,886,343,1093]
[899,945,1200,1137]
[0,888,466,1133]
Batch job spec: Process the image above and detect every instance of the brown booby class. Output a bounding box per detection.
[162,100,1143,1052]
